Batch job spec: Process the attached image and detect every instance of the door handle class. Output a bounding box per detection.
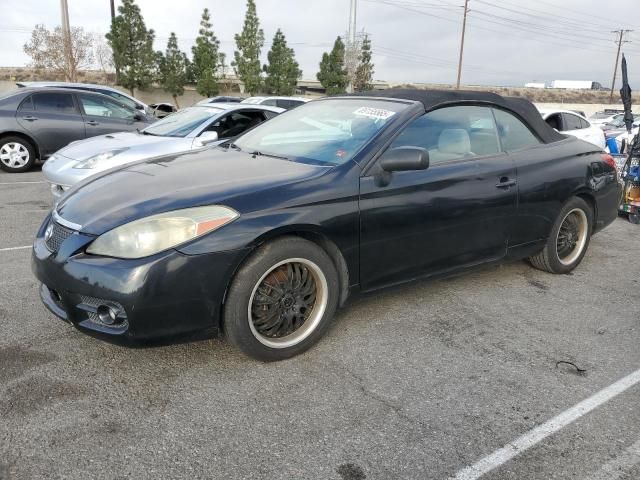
[86,120,99,126]
[495,177,517,188]
[22,115,37,121]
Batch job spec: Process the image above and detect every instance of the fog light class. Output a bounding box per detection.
[97,305,120,325]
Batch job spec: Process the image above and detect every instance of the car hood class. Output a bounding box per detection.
[57,131,184,162]
[56,149,329,235]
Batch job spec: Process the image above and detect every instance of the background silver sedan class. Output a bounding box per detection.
[42,103,283,198]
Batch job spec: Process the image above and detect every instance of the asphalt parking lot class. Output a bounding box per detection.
[0,167,639,480]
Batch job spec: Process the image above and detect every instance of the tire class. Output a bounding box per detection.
[0,136,36,173]
[629,213,640,225]
[529,196,593,274]
[224,236,340,361]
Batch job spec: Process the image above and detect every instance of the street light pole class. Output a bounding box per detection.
[456,0,469,90]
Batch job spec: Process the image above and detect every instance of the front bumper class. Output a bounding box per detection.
[32,221,250,345]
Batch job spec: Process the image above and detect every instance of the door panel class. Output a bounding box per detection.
[359,154,517,290]
[16,92,86,156]
[77,93,142,137]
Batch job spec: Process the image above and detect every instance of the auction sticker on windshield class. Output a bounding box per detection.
[353,107,396,120]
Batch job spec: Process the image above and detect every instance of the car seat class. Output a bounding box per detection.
[429,128,473,163]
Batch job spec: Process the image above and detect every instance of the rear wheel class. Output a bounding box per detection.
[0,136,36,173]
[224,237,339,361]
[529,197,593,274]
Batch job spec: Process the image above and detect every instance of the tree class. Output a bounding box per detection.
[93,34,115,75]
[317,36,348,95]
[263,29,301,95]
[353,35,374,92]
[184,55,197,84]
[106,0,156,95]
[192,8,221,97]
[233,0,264,95]
[158,33,186,108]
[23,24,93,82]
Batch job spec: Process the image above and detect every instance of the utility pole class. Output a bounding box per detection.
[346,0,358,93]
[609,29,632,103]
[456,0,469,89]
[60,0,73,82]
[110,0,119,84]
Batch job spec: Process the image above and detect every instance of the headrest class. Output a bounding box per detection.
[438,129,471,154]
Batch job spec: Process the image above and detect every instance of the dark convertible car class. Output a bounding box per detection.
[32,89,621,361]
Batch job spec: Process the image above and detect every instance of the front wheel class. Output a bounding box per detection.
[0,136,36,172]
[529,197,593,274]
[224,237,340,361]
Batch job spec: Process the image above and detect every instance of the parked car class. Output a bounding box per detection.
[149,103,177,118]
[0,88,153,173]
[539,109,606,149]
[32,89,621,361]
[241,96,310,110]
[589,111,625,127]
[42,103,283,197]
[16,81,151,115]
[197,96,244,105]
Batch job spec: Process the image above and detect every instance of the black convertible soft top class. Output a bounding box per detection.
[350,88,564,143]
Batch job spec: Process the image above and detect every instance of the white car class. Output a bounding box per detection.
[43,103,283,198]
[539,109,605,149]
[241,96,310,110]
[589,112,625,127]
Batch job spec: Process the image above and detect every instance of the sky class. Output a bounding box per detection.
[1,0,640,88]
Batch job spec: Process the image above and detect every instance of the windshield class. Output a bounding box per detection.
[142,107,223,137]
[233,99,409,165]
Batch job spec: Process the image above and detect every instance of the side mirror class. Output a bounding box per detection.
[379,146,429,172]
[195,131,219,146]
[133,112,144,121]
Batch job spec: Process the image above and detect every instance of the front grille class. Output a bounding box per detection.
[45,221,74,252]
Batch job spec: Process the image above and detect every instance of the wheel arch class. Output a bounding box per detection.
[220,225,351,329]
[0,131,41,159]
[250,226,351,307]
[573,189,597,232]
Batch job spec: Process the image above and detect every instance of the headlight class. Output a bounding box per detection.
[73,148,128,169]
[86,206,239,259]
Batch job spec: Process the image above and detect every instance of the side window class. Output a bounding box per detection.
[493,108,541,151]
[104,91,139,110]
[18,96,34,111]
[261,99,278,107]
[209,111,265,138]
[544,113,562,131]
[579,117,590,129]
[562,113,583,131]
[388,105,500,164]
[263,111,279,120]
[32,93,76,114]
[78,94,135,120]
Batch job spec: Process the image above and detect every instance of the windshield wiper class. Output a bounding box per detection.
[250,150,289,161]
[141,130,158,136]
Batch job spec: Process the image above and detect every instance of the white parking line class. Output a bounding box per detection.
[582,439,640,480]
[0,181,46,185]
[452,368,640,480]
[0,245,31,252]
